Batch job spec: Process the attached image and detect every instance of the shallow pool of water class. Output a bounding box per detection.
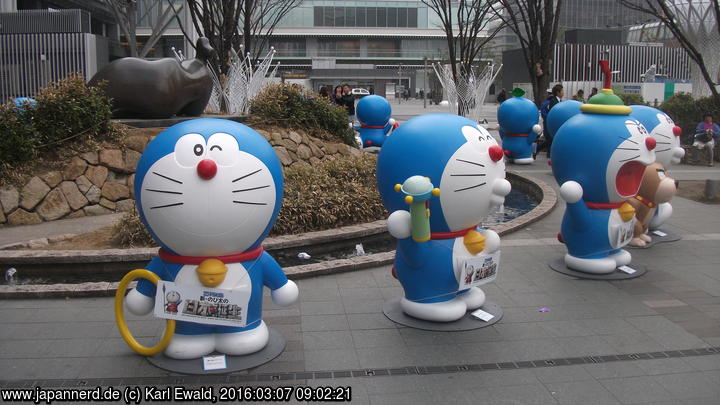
[3,190,538,285]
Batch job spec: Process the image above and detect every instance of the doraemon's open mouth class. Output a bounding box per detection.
[616,161,645,197]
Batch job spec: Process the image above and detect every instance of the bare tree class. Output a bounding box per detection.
[179,0,299,75]
[422,0,505,84]
[102,0,183,58]
[619,0,719,100]
[491,0,563,106]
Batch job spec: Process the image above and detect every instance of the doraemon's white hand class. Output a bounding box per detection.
[560,181,583,203]
[532,124,542,134]
[490,178,512,207]
[271,280,298,307]
[481,230,500,254]
[125,289,154,316]
[387,210,412,239]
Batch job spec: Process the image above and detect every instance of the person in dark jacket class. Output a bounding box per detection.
[342,84,356,121]
[496,88,507,103]
[332,85,344,106]
[536,84,564,159]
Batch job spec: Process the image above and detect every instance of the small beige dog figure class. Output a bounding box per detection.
[627,162,677,247]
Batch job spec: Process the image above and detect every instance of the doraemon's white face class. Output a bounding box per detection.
[140,132,276,256]
[651,113,684,166]
[166,291,181,303]
[606,120,656,202]
[439,125,511,231]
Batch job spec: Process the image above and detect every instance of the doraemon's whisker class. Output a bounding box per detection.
[145,189,183,195]
[150,202,184,209]
[153,171,183,184]
[233,200,268,205]
[454,182,486,192]
[656,133,672,139]
[655,141,671,145]
[232,185,270,193]
[655,148,671,153]
[456,159,485,167]
[615,147,640,151]
[619,155,640,163]
[232,169,262,183]
[619,137,639,145]
[451,174,486,177]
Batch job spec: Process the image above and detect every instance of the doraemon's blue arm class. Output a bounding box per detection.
[261,252,299,306]
[387,210,426,268]
[560,181,592,232]
[134,256,170,297]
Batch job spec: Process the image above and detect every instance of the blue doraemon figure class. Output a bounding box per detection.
[124,118,298,360]
[497,88,542,164]
[546,100,583,140]
[357,95,395,147]
[630,105,685,231]
[377,114,511,322]
[552,89,656,274]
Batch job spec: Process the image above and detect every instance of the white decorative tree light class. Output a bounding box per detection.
[433,62,502,123]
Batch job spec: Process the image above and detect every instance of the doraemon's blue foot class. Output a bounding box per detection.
[456,287,486,310]
[165,333,215,359]
[401,297,466,322]
[564,253,616,274]
[215,321,269,356]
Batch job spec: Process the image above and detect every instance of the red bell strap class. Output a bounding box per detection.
[431,226,476,240]
[503,133,530,137]
[634,195,656,208]
[159,246,264,265]
[360,125,386,129]
[585,201,624,210]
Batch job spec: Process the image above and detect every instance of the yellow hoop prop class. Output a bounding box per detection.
[114,269,175,356]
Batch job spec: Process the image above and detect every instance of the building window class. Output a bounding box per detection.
[270,39,306,57]
[368,39,400,57]
[317,39,361,57]
[313,6,417,28]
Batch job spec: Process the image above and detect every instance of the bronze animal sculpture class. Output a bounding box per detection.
[89,38,216,119]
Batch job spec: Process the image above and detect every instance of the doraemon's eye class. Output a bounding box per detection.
[174,133,206,167]
[208,132,239,166]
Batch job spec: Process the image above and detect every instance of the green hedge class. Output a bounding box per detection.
[0,74,111,166]
[617,93,646,106]
[249,83,356,146]
[114,154,386,247]
[660,93,720,145]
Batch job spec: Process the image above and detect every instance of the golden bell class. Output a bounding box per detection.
[196,258,228,288]
[463,230,486,255]
[618,202,635,222]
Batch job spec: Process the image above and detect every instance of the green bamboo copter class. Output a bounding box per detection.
[394,175,441,242]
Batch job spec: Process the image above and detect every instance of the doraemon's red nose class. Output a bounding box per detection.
[197,159,217,180]
[672,126,682,137]
[645,137,656,151]
[488,145,504,162]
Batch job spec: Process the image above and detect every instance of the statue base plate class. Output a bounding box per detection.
[627,229,682,249]
[146,327,285,375]
[382,298,502,331]
[548,258,647,280]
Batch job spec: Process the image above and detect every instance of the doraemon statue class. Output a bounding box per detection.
[357,95,395,147]
[124,118,298,359]
[497,88,542,164]
[551,79,656,274]
[630,105,684,231]
[377,114,511,322]
[546,100,583,140]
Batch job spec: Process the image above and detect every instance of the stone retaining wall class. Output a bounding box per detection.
[682,144,720,166]
[0,126,360,226]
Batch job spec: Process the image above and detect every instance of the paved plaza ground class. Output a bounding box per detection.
[1,103,719,404]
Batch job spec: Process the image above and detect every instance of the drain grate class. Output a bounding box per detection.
[1,347,718,388]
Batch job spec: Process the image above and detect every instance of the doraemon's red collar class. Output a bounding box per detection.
[361,125,386,129]
[431,226,476,240]
[503,133,530,137]
[585,202,624,210]
[634,195,656,208]
[159,246,263,264]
